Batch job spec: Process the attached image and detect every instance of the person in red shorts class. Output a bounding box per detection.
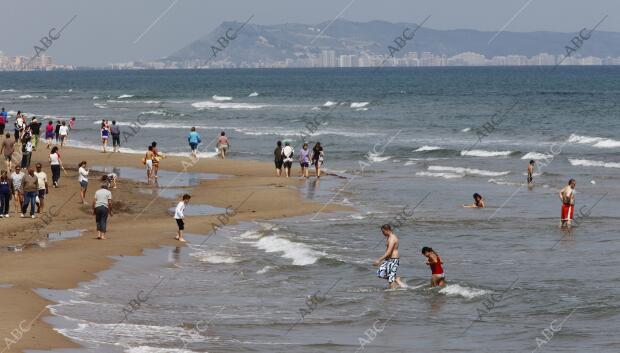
[559,179,576,229]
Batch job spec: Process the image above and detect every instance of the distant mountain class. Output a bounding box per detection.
[165,19,620,63]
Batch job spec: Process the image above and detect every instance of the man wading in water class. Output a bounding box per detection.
[374,224,406,289]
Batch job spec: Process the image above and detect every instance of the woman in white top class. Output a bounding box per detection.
[78,161,89,204]
[49,146,65,188]
[59,121,69,147]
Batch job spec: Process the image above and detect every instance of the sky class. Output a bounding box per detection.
[0,0,616,66]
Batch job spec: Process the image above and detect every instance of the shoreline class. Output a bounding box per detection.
[0,143,348,353]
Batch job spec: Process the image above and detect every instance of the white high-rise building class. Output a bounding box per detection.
[320,50,336,67]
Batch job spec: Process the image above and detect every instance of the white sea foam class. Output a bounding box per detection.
[323,101,338,107]
[93,103,107,109]
[416,171,463,179]
[356,108,368,111]
[488,178,521,186]
[311,107,321,111]
[18,95,47,99]
[92,96,99,100]
[414,146,442,152]
[366,153,392,163]
[192,101,266,110]
[0,89,16,92]
[460,150,513,157]
[461,127,471,132]
[190,250,238,264]
[428,165,510,177]
[248,91,259,97]
[212,95,232,101]
[569,159,620,169]
[568,133,620,148]
[126,347,197,353]
[118,94,134,99]
[257,265,274,274]
[521,152,552,160]
[350,102,369,108]
[254,235,324,266]
[439,284,490,299]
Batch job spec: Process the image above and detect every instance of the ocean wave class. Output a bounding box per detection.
[488,178,522,186]
[439,284,490,299]
[568,133,620,148]
[257,265,274,274]
[254,235,324,266]
[118,94,134,99]
[569,159,620,169]
[323,101,338,107]
[127,347,197,353]
[0,89,16,92]
[521,152,552,160]
[212,95,232,101]
[428,165,510,177]
[192,101,266,110]
[366,153,392,163]
[107,99,161,104]
[94,103,107,109]
[460,150,513,157]
[356,108,368,111]
[18,94,47,99]
[190,250,238,264]
[92,96,99,100]
[461,127,471,132]
[416,171,463,179]
[414,146,442,152]
[248,91,259,97]
[350,102,369,108]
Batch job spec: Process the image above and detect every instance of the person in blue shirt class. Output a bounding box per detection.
[0,108,7,135]
[187,127,201,158]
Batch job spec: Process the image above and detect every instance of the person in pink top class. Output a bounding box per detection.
[217,131,230,159]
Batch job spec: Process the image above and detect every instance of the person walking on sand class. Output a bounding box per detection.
[299,143,310,178]
[49,146,65,188]
[20,132,33,169]
[1,133,15,171]
[463,193,485,208]
[34,163,48,214]
[274,140,284,177]
[21,167,38,218]
[311,142,324,178]
[78,161,89,204]
[527,160,535,186]
[54,120,61,145]
[143,145,154,184]
[93,182,113,240]
[151,141,161,181]
[188,127,201,158]
[174,194,191,242]
[559,179,576,229]
[0,170,13,218]
[282,141,294,178]
[422,247,446,287]
[59,121,69,147]
[30,117,41,150]
[217,131,229,159]
[10,166,24,216]
[100,122,110,152]
[45,121,54,149]
[111,120,121,153]
[374,224,406,289]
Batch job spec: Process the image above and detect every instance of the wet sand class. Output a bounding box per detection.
[0,142,347,353]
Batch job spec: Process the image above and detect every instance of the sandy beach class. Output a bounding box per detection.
[0,142,346,353]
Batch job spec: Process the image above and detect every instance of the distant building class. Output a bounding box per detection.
[320,50,336,68]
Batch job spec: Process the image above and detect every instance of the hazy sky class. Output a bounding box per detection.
[0,0,615,66]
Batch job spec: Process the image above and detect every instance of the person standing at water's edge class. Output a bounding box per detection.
[422,247,446,287]
[559,179,576,229]
[299,143,310,178]
[217,131,229,159]
[274,140,283,177]
[59,121,69,147]
[188,127,201,158]
[312,142,324,178]
[143,145,154,184]
[282,141,294,178]
[151,141,161,181]
[100,122,110,152]
[111,120,121,153]
[174,194,191,242]
[93,182,113,240]
[374,224,406,289]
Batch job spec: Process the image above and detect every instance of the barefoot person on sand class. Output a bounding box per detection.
[273,140,283,177]
[100,122,110,152]
[45,121,54,149]
[299,143,310,178]
[0,170,12,218]
[11,166,24,215]
[463,193,485,208]
[111,120,121,153]
[311,142,324,178]
[217,131,229,159]
[174,194,191,242]
[151,141,161,181]
[49,146,65,188]
[34,163,48,213]
[93,182,113,240]
[422,247,446,287]
[559,179,576,229]
[374,224,405,289]
[282,142,294,178]
[1,133,15,171]
[188,127,201,158]
[78,161,89,204]
[144,146,154,184]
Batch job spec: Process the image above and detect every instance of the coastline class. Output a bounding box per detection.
[0,143,348,353]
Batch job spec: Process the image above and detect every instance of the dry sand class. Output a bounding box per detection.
[0,141,347,353]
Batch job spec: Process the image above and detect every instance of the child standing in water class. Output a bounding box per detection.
[422,247,446,287]
[174,194,191,242]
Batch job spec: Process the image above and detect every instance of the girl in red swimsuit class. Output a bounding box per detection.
[422,247,446,287]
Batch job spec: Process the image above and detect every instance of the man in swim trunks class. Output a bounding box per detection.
[527,160,535,185]
[559,179,576,228]
[373,224,405,289]
[422,247,446,287]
